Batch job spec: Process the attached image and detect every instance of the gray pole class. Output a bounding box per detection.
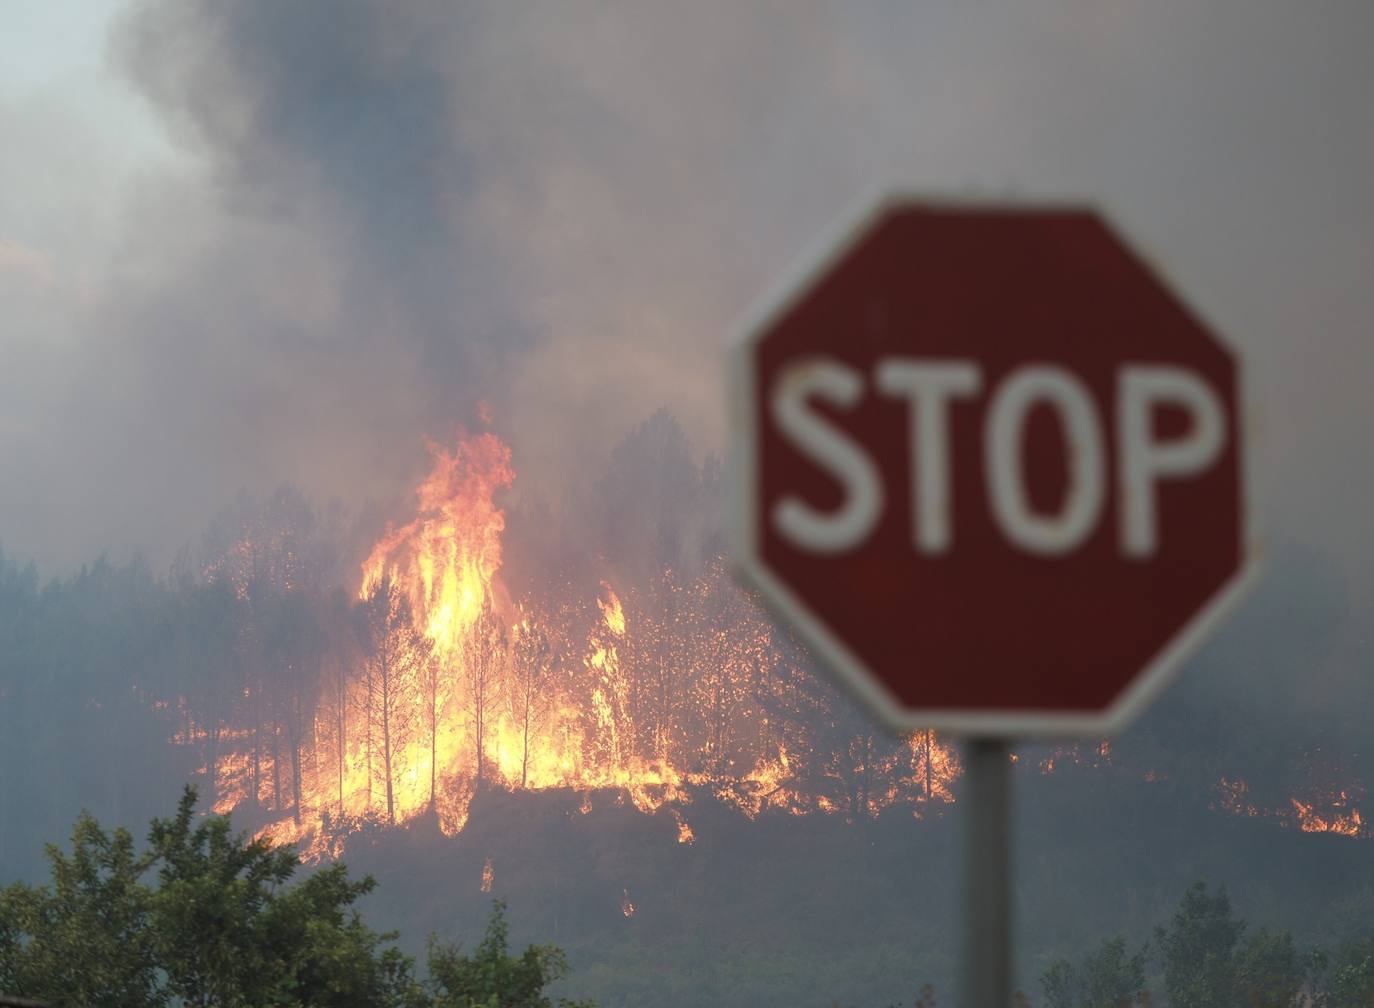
[962,737,1012,1008]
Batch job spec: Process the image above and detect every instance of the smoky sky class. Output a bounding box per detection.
[4,0,1374,632]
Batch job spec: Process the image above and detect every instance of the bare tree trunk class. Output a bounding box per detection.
[470,637,487,791]
[289,693,303,825]
[629,650,641,762]
[336,662,346,814]
[474,671,485,790]
[860,734,872,819]
[429,663,438,810]
[657,669,669,763]
[208,710,222,809]
[521,681,532,789]
[468,609,504,793]
[252,676,263,808]
[381,648,395,825]
[924,729,933,802]
[207,692,221,807]
[363,664,374,812]
[271,722,282,812]
[712,677,725,767]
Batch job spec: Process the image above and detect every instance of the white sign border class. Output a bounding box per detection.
[726,189,1261,740]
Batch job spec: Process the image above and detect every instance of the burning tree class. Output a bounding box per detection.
[684,563,769,777]
[464,595,506,790]
[359,575,431,825]
[317,588,362,816]
[585,587,633,780]
[511,616,555,790]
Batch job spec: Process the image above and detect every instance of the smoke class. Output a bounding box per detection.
[5,2,1374,634]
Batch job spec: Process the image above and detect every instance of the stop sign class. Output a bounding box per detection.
[729,197,1254,736]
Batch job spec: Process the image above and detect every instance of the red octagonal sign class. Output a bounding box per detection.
[729,197,1255,736]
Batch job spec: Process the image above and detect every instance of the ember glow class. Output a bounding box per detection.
[1213,776,1370,837]
[175,432,963,860]
[1039,741,1113,775]
[1290,796,1364,836]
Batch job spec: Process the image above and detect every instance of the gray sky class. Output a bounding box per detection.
[3,0,1373,632]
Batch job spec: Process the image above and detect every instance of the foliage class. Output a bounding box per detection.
[1155,881,1247,1008]
[145,787,422,1008]
[1232,928,1311,1008]
[1036,881,1329,1008]
[426,901,592,1008]
[0,789,590,1008]
[1326,937,1374,1008]
[1041,936,1148,1008]
[0,814,160,1008]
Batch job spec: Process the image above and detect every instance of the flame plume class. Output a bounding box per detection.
[361,434,513,665]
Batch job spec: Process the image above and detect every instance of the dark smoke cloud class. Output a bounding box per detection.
[2,2,534,572]
[5,2,1374,642]
[107,0,528,499]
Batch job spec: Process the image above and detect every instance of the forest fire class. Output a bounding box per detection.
[1290,797,1363,836]
[1213,777,1370,837]
[165,429,1365,860]
[176,431,963,861]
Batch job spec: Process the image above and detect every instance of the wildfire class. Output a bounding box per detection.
[598,587,626,637]
[670,808,695,845]
[621,889,636,918]
[1039,741,1112,775]
[177,429,1371,861]
[1213,777,1264,819]
[182,430,968,860]
[1213,777,1370,837]
[360,434,513,665]
[1291,793,1364,836]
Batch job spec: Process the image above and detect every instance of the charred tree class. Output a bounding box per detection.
[361,576,429,825]
[419,651,441,812]
[512,619,553,789]
[329,649,348,813]
[465,597,506,791]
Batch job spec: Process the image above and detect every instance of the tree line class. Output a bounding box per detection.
[1029,880,1374,1008]
[0,466,963,873]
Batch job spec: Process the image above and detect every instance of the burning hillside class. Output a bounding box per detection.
[173,431,961,859]
[159,428,1370,860]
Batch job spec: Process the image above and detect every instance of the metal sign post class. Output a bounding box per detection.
[962,738,1012,1008]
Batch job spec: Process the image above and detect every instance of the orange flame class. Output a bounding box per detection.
[670,808,695,845]
[1213,777,1369,837]
[1291,793,1364,836]
[360,434,513,663]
